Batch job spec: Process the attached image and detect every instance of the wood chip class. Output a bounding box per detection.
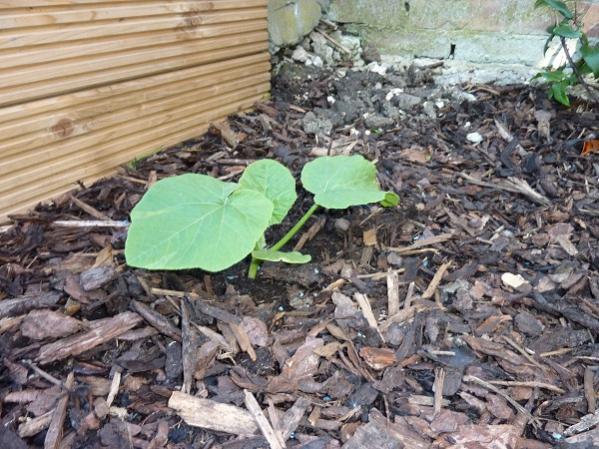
[433,367,446,416]
[353,293,384,342]
[36,312,142,365]
[230,322,257,362]
[359,346,397,370]
[105,370,121,407]
[244,390,285,449]
[21,310,83,340]
[585,367,596,414]
[421,262,451,299]
[388,233,453,253]
[0,292,61,320]
[363,228,377,246]
[44,372,74,449]
[131,300,181,342]
[280,397,310,440]
[68,195,109,220]
[168,391,257,436]
[18,411,53,438]
[386,270,400,317]
[181,299,196,394]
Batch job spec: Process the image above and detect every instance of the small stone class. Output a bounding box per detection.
[291,46,310,62]
[514,311,544,337]
[422,101,436,119]
[335,218,350,232]
[337,33,362,56]
[466,132,483,144]
[367,62,389,76]
[501,272,530,290]
[385,88,404,102]
[364,113,394,129]
[395,93,422,109]
[302,111,333,135]
[310,32,335,65]
[94,398,110,420]
[386,253,403,267]
[361,42,381,63]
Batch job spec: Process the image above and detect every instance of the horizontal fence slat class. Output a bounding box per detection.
[0,19,266,69]
[0,0,267,8]
[0,1,266,28]
[0,8,267,49]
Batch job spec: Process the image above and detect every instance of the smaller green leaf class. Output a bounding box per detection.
[238,159,297,225]
[552,23,581,38]
[301,155,396,209]
[381,192,400,208]
[252,249,311,264]
[534,0,573,19]
[550,82,571,106]
[581,44,599,75]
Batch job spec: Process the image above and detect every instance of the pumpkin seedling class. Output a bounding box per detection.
[125,155,398,278]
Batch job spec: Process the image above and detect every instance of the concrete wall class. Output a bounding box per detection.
[327,0,599,65]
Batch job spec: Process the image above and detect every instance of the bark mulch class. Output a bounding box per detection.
[1,66,599,449]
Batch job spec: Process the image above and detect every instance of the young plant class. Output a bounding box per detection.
[125,155,399,278]
[534,0,599,106]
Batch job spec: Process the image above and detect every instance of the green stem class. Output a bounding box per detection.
[247,203,320,279]
[248,257,260,279]
[271,203,319,251]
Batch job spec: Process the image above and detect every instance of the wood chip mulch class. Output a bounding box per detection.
[1,68,599,449]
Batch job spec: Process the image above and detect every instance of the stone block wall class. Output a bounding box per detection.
[270,0,599,65]
[321,0,599,65]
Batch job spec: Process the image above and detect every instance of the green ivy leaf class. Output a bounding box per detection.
[238,159,297,225]
[534,0,573,19]
[251,249,311,264]
[381,192,400,208]
[581,44,599,75]
[550,81,571,106]
[125,174,273,271]
[552,22,582,38]
[539,70,567,82]
[301,155,397,209]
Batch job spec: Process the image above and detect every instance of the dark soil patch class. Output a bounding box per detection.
[1,65,599,449]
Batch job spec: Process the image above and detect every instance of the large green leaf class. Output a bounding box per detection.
[239,159,297,225]
[534,0,573,19]
[582,44,599,75]
[252,249,311,264]
[125,174,273,271]
[301,155,397,209]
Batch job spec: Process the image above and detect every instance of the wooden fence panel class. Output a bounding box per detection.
[0,0,270,221]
